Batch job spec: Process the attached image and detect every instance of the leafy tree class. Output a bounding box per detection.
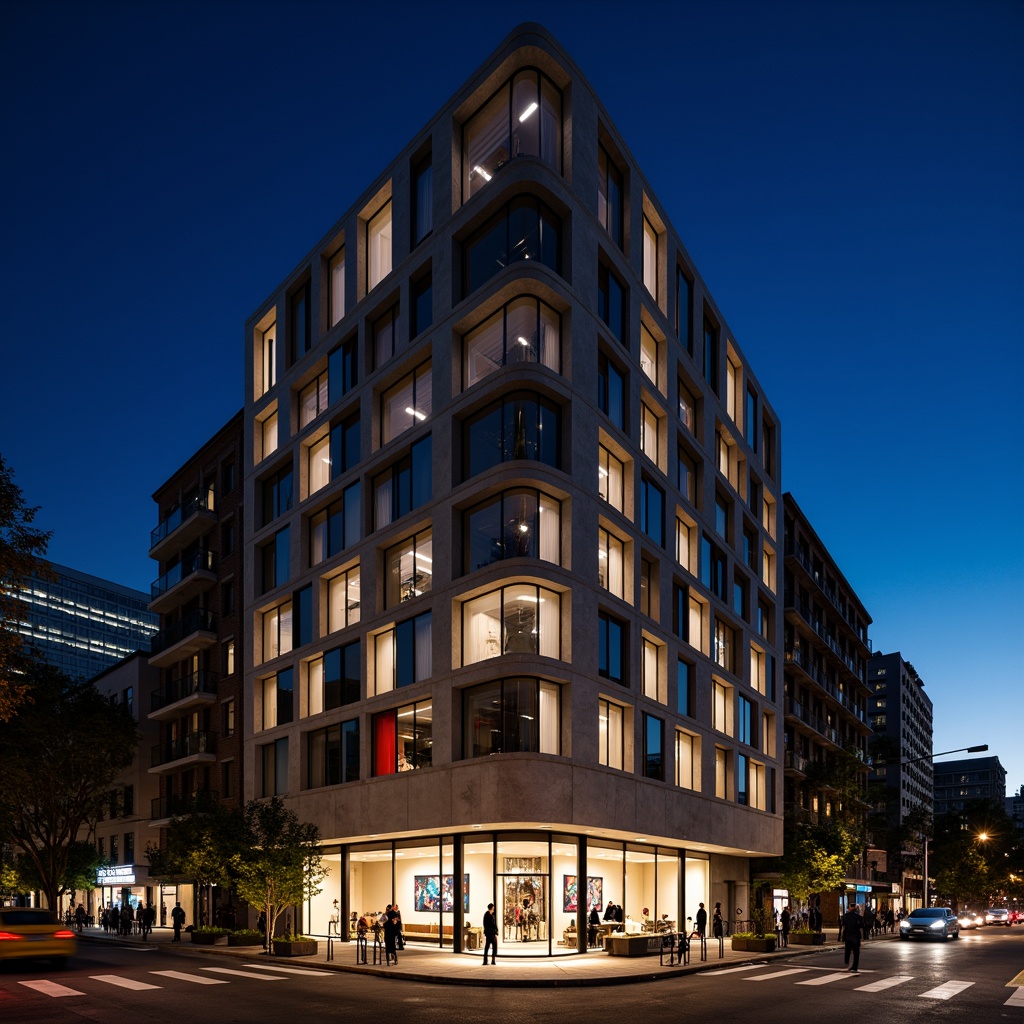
[778,820,858,903]
[231,798,325,951]
[0,453,53,722]
[0,663,137,910]
[14,841,104,915]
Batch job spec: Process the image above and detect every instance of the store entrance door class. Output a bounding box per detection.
[499,874,547,946]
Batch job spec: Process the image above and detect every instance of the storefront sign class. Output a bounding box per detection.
[97,865,137,885]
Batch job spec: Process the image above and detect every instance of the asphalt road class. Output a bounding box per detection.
[1,926,1022,1023]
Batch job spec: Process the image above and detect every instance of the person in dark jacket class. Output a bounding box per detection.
[842,904,865,972]
[780,905,791,947]
[482,903,498,964]
[588,906,601,947]
[383,906,399,965]
[712,902,723,938]
[695,902,707,938]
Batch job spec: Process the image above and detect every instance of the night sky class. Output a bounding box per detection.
[2,1,1021,791]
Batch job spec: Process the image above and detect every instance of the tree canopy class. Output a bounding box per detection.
[0,453,53,721]
[0,663,138,910]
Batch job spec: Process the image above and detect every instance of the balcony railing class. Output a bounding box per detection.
[784,647,867,723]
[784,750,810,773]
[150,491,216,550]
[151,790,221,820]
[149,608,217,657]
[785,545,873,651]
[785,696,839,745]
[151,549,217,601]
[151,730,216,767]
[151,670,219,713]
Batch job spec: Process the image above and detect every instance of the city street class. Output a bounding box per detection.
[1,927,1021,1024]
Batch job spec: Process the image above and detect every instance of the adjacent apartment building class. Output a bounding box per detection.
[241,24,784,955]
[933,755,1007,818]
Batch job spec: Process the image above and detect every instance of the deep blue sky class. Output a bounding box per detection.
[2,1,1022,792]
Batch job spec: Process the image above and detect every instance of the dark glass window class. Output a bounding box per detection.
[276,667,294,726]
[463,196,560,295]
[678,447,696,504]
[412,155,433,245]
[262,466,293,526]
[700,534,728,600]
[463,393,560,480]
[703,315,719,394]
[737,753,748,805]
[373,304,399,369]
[307,719,359,789]
[260,737,288,797]
[745,387,758,451]
[374,435,432,529]
[716,494,729,537]
[733,575,747,619]
[639,477,664,547]
[598,611,626,685]
[462,678,559,758]
[673,583,686,641]
[294,585,313,648]
[738,696,753,746]
[676,266,693,354]
[328,337,358,405]
[597,144,623,249]
[464,487,560,573]
[329,412,361,479]
[643,713,663,781]
[261,527,290,594]
[309,482,361,565]
[762,416,776,479]
[290,281,311,364]
[677,658,693,716]
[412,273,433,337]
[323,639,361,710]
[598,353,625,429]
[598,262,626,344]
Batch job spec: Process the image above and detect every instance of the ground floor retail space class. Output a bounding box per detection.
[300,832,751,958]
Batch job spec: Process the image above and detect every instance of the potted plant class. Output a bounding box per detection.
[789,926,826,945]
[272,933,318,957]
[228,928,264,947]
[731,931,777,953]
[190,926,230,945]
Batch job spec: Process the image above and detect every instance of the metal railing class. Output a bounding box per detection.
[150,490,216,549]
[149,609,217,656]
[151,730,216,767]
[151,670,219,712]
[151,549,217,600]
[151,790,220,819]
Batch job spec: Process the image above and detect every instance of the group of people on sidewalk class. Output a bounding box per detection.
[98,901,155,938]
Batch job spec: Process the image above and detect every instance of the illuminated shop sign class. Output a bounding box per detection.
[97,865,137,885]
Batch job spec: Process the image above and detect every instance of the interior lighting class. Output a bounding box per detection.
[473,165,492,181]
[518,101,538,122]
[405,407,427,421]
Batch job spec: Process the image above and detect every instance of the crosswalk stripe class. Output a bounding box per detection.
[151,970,227,985]
[200,967,286,980]
[699,965,764,976]
[90,975,161,991]
[855,974,914,992]
[18,980,84,998]
[745,969,809,982]
[240,963,332,976]
[1004,988,1024,1007]
[797,972,852,986]
[920,980,974,1000]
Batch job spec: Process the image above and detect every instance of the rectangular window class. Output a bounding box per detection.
[599,699,624,770]
[743,526,757,570]
[111,834,118,863]
[642,215,658,299]
[676,267,692,354]
[762,415,776,480]
[463,393,560,478]
[329,411,361,480]
[307,435,331,497]
[700,535,727,600]
[307,638,361,715]
[463,196,561,294]
[761,711,775,758]
[675,730,700,790]
[385,527,433,607]
[676,518,693,573]
[461,584,561,664]
[677,658,694,716]
[367,199,392,292]
[745,387,758,451]
[222,760,235,799]
[262,667,294,728]
[750,644,766,695]
[307,719,360,788]
[223,698,235,736]
[762,545,775,593]
[726,355,740,424]
[374,435,432,530]
[289,281,311,364]
[642,637,664,703]
[299,371,329,428]
[737,753,748,805]
[640,323,659,390]
[598,262,626,344]
[329,247,345,327]
[738,695,753,745]
[381,361,431,447]
[597,354,625,429]
[259,411,278,462]
[225,641,235,676]
[678,380,695,437]
[262,465,293,526]
[327,565,361,633]
[639,557,653,617]
[598,527,624,598]
[641,402,659,465]
[463,488,560,572]
[703,315,719,394]
[261,527,290,594]
[643,713,663,780]
[598,611,625,685]
[689,594,707,655]
[261,600,292,662]
[412,274,433,337]
[122,783,134,816]
[463,296,561,388]
[259,321,277,397]
[714,618,735,673]
[373,699,432,774]
[328,337,357,404]
[374,612,432,694]
[309,482,361,565]
[749,760,766,810]
[462,678,560,757]
[677,446,696,505]
[293,584,313,648]
[597,145,623,248]
[261,737,288,797]
[373,303,399,369]
[732,574,747,620]
[598,444,625,513]
[713,679,733,736]
[715,746,728,799]
[639,477,664,546]
[412,155,433,245]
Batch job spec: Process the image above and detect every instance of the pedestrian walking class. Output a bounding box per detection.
[695,902,707,938]
[842,903,865,972]
[482,902,498,964]
[780,905,791,947]
[712,902,724,938]
[383,906,399,965]
[171,901,186,942]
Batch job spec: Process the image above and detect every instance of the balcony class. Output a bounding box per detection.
[150,730,216,772]
[785,696,840,746]
[784,545,873,653]
[149,670,219,720]
[148,609,217,668]
[149,549,217,614]
[150,790,221,824]
[149,491,217,561]
[784,750,810,776]
[784,646,867,724]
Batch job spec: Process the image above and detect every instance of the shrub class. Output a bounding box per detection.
[231,929,263,941]
[192,926,230,936]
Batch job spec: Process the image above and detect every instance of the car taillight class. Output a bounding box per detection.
[54,930,76,939]
[0,932,23,940]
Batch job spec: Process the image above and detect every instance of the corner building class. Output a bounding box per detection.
[242,24,783,955]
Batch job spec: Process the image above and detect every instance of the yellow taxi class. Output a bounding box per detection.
[0,908,77,967]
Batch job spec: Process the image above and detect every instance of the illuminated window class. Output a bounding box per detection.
[367,199,392,291]
[599,699,624,770]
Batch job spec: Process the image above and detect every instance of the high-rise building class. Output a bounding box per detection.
[146,410,244,928]
[15,562,158,681]
[1007,785,1024,834]
[241,24,784,954]
[781,494,873,919]
[933,755,1006,818]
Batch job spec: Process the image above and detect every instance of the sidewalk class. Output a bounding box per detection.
[78,926,899,987]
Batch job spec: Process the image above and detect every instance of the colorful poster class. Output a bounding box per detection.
[414,874,469,912]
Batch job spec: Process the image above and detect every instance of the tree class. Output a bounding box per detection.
[0,453,53,721]
[14,841,104,916]
[778,820,858,904]
[231,798,325,952]
[0,663,137,910]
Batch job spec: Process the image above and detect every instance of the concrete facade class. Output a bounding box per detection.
[241,25,784,954]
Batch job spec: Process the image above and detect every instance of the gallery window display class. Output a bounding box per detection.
[461,583,561,665]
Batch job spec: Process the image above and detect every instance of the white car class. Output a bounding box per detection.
[986,908,1010,926]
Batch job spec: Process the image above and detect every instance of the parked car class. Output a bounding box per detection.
[899,907,960,941]
[986,907,1010,926]
[0,908,77,967]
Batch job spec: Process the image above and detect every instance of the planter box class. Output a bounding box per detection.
[731,936,777,953]
[789,932,826,945]
[273,939,318,957]
[228,934,263,947]
[191,932,229,945]
[605,934,666,957]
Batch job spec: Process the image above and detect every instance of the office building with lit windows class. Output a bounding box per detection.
[16,562,158,681]
[933,755,1006,818]
[242,24,784,955]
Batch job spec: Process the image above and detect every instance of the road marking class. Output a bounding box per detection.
[241,963,333,976]
[1004,988,1024,1007]
[1009,970,1024,987]
[151,970,227,985]
[698,964,765,975]
[200,967,286,980]
[18,980,84,998]
[796,972,853,985]
[744,969,809,981]
[919,980,974,1000]
[855,975,914,992]
[90,975,161,991]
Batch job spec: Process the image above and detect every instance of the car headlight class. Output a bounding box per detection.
[930,919,946,930]
[900,921,909,931]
